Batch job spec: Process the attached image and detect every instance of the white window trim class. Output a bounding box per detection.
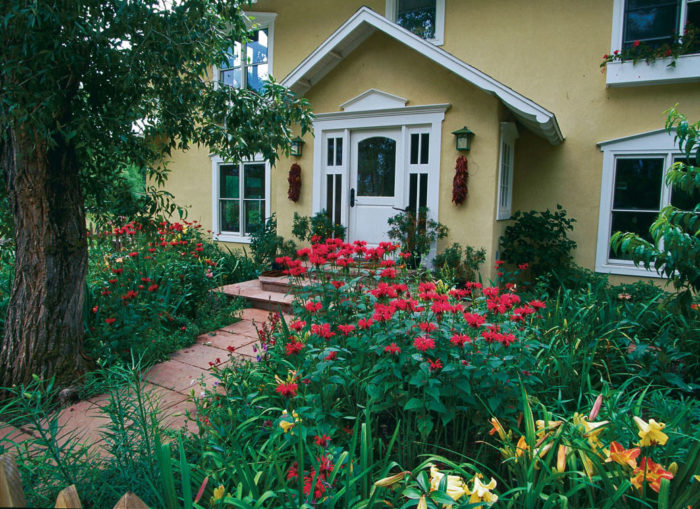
[385,0,445,46]
[212,11,277,89]
[606,0,700,87]
[210,154,271,244]
[596,129,680,277]
[497,122,518,221]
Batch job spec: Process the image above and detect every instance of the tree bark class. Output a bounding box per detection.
[1,126,87,390]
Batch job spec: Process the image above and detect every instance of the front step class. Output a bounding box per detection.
[259,274,293,293]
[220,279,294,314]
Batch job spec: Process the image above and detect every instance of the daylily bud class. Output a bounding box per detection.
[589,394,603,420]
[557,445,567,473]
[668,462,678,475]
[374,471,410,487]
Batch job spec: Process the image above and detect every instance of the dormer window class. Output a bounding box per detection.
[386,0,445,45]
[217,12,276,92]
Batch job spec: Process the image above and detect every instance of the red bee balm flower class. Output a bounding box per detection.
[428,358,443,371]
[314,434,331,447]
[385,343,401,355]
[105,318,116,325]
[275,382,298,398]
[413,336,435,352]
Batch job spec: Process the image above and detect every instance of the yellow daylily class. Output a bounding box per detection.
[417,495,428,509]
[633,416,668,446]
[429,465,468,501]
[466,476,498,507]
[573,413,609,450]
[536,419,562,438]
[279,420,295,433]
[212,485,225,501]
[488,417,506,440]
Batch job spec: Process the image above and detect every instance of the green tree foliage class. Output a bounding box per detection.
[611,108,700,297]
[0,0,313,387]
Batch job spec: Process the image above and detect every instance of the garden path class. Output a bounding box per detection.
[0,307,280,457]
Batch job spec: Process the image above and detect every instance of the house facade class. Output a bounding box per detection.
[164,0,700,281]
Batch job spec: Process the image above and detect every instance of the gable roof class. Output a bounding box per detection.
[281,7,564,145]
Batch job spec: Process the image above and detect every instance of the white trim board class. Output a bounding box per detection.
[280,6,563,146]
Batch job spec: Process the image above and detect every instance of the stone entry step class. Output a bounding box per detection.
[220,277,294,314]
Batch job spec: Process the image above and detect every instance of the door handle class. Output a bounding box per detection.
[350,188,355,207]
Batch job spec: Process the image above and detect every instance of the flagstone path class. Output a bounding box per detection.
[0,307,282,457]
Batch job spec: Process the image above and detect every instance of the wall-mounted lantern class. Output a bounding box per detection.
[290,136,305,157]
[451,126,475,152]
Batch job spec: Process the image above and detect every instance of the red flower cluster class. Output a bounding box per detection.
[414,336,436,352]
[275,382,298,398]
[385,343,401,355]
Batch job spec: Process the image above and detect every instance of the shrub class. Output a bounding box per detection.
[433,243,486,285]
[387,207,448,268]
[291,211,346,244]
[84,219,252,367]
[499,204,577,280]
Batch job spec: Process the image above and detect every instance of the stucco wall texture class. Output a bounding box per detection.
[163,0,700,283]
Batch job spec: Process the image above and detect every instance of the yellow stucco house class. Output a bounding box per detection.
[164,0,700,281]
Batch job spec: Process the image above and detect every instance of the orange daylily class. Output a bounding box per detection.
[488,417,507,440]
[631,457,673,493]
[605,441,640,469]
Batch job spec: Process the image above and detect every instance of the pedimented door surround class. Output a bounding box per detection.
[312,89,448,246]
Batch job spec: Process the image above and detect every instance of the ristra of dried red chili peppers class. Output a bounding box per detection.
[452,155,468,205]
[288,163,302,202]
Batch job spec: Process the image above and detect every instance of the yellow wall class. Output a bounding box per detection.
[163,0,700,282]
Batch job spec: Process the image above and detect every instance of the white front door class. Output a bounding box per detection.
[348,129,403,245]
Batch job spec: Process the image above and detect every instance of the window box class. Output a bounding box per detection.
[605,53,700,87]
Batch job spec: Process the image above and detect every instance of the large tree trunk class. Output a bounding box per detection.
[1,126,87,390]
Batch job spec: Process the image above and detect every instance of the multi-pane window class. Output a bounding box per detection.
[622,0,700,49]
[407,131,430,216]
[325,136,344,227]
[608,155,699,260]
[218,162,266,236]
[219,13,276,91]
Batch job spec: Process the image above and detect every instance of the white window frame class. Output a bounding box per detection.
[606,0,700,87]
[212,11,277,90]
[210,154,271,244]
[385,0,445,46]
[496,122,518,221]
[596,129,682,277]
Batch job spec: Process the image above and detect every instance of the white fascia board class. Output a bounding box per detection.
[281,7,564,146]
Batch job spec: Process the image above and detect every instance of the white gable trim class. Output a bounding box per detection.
[281,7,563,145]
[340,88,408,111]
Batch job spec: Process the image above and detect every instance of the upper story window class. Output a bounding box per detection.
[606,0,700,86]
[622,0,699,49]
[218,12,276,92]
[385,0,445,45]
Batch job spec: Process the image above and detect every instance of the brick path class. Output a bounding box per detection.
[0,307,278,457]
